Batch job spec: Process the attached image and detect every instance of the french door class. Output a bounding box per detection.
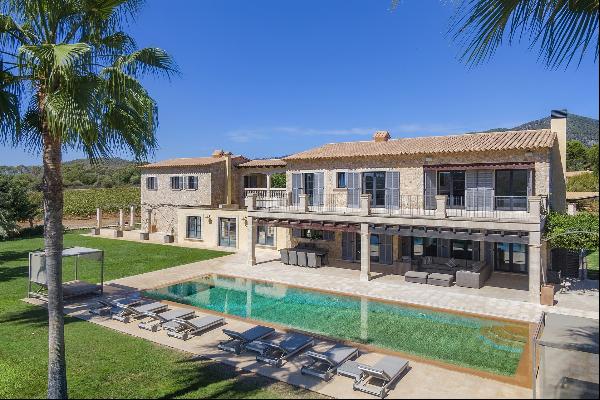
[363,172,386,207]
[219,218,237,248]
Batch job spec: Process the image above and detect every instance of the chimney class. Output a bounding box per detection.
[551,109,567,177]
[373,131,391,142]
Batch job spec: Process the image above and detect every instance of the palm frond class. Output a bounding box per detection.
[118,47,178,78]
[451,0,599,68]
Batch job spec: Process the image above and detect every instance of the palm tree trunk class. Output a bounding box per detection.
[42,117,68,399]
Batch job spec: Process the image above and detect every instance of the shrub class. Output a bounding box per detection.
[566,172,599,192]
[545,211,599,251]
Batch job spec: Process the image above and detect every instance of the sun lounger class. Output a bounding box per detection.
[353,356,409,398]
[89,296,143,316]
[301,344,359,381]
[111,301,168,323]
[217,325,276,354]
[247,332,314,367]
[138,307,195,332]
[164,315,225,340]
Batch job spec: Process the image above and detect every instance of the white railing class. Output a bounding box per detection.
[244,188,286,199]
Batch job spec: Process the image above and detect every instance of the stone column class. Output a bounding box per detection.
[140,209,151,240]
[247,216,257,266]
[435,195,447,218]
[96,208,102,229]
[118,209,124,230]
[360,223,371,282]
[245,193,257,211]
[360,194,371,216]
[299,194,309,212]
[529,231,542,303]
[266,173,272,198]
[528,196,541,219]
[129,205,135,230]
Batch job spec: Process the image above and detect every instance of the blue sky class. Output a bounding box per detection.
[2,0,598,165]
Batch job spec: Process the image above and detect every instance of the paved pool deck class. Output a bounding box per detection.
[107,248,598,323]
[26,288,531,399]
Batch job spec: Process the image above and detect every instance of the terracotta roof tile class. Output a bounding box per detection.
[284,130,555,160]
[141,155,247,169]
[237,159,287,168]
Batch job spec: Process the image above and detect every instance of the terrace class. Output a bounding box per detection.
[250,192,547,223]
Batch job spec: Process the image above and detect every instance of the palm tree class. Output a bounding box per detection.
[0,1,176,398]
[449,0,599,68]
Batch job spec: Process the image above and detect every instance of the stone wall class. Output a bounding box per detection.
[285,149,553,199]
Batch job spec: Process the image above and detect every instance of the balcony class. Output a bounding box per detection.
[246,191,547,222]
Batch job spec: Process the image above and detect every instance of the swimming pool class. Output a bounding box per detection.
[144,274,529,376]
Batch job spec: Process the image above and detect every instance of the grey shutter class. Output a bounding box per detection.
[385,171,400,209]
[466,170,493,210]
[527,169,533,196]
[342,232,355,261]
[484,241,493,266]
[424,170,437,210]
[438,239,450,258]
[314,172,325,206]
[347,172,361,208]
[379,234,393,265]
[323,230,335,241]
[292,173,302,205]
[292,228,301,238]
[473,241,481,261]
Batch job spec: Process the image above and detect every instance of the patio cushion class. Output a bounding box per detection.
[428,273,454,281]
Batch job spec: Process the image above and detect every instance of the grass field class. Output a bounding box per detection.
[0,233,322,399]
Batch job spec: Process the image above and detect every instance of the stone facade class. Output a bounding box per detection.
[285,148,554,200]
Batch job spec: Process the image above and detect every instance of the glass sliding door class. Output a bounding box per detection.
[257,225,274,246]
[370,234,380,263]
[219,218,237,248]
[437,171,465,208]
[494,242,528,273]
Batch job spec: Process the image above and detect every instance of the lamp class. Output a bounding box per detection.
[205,214,212,224]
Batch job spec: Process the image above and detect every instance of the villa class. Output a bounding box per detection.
[130,110,568,305]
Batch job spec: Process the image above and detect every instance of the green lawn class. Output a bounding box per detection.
[0,233,323,399]
[587,250,599,280]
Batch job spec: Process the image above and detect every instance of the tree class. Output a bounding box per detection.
[0,175,38,236]
[567,140,590,171]
[0,1,176,397]
[545,211,599,250]
[448,0,599,68]
[588,144,599,175]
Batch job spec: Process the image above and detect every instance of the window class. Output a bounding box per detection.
[257,225,275,246]
[495,169,529,210]
[186,176,198,190]
[186,216,201,239]
[170,176,183,190]
[146,176,157,190]
[363,171,386,207]
[451,240,473,260]
[412,237,437,257]
[336,172,347,188]
[370,234,380,262]
[495,243,528,274]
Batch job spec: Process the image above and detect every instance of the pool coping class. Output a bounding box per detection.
[144,272,535,388]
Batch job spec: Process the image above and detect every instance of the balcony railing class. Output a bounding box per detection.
[247,191,545,221]
[244,188,286,199]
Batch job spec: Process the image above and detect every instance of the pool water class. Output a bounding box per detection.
[144,274,529,376]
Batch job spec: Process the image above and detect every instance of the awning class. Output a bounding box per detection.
[424,162,534,171]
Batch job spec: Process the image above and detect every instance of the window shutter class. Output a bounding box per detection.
[379,234,393,265]
[314,172,325,206]
[385,171,400,209]
[323,230,335,241]
[292,228,301,238]
[347,172,361,208]
[424,170,437,210]
[527,169,533,196]
[292,173,302,205]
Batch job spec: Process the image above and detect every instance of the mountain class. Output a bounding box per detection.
[485,113,599,146]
